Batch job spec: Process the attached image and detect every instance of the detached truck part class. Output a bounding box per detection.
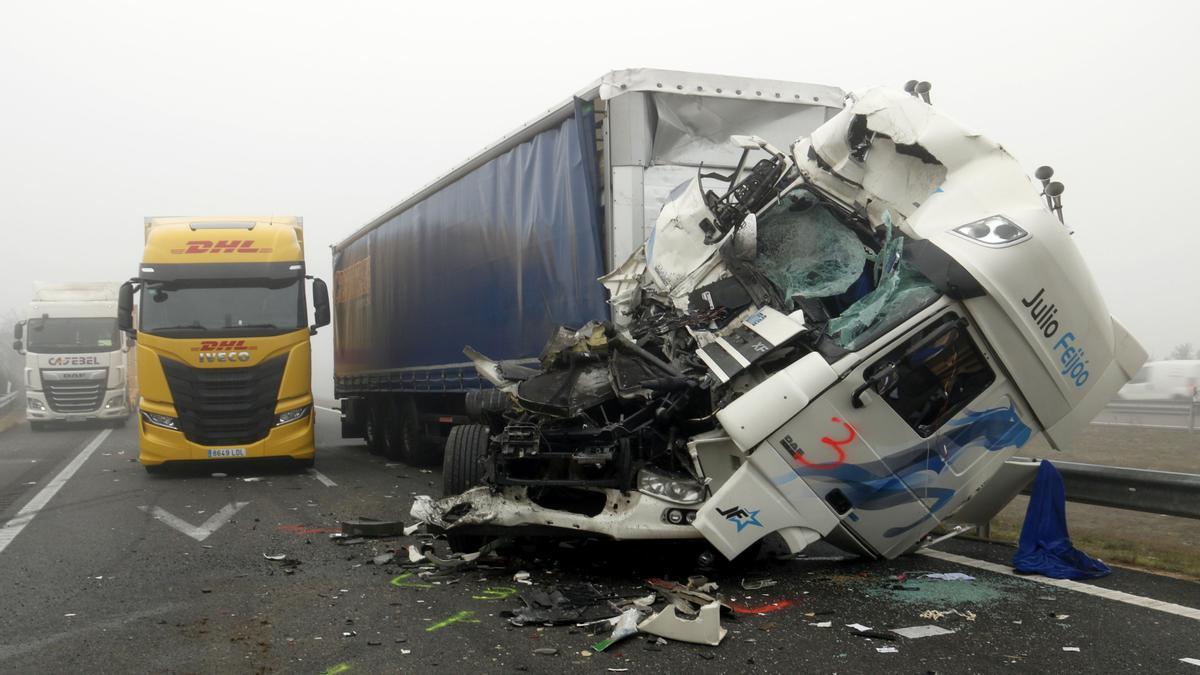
[120,216,331,472]
[331,68,846,463]
[12,282,132,430]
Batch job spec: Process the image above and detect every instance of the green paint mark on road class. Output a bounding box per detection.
[472,586,518,601]
[323,663,351,675]
[425,610,480,632]
[390,572,432,589]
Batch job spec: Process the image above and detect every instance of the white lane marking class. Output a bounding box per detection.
[0,602,185,661]
[0,428,112,555]
[310,469,337,487]
[315,405,340,414]
[138,501,249,542]
[921,548,1200,622]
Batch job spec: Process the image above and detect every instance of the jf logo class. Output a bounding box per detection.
[716,505,763,532]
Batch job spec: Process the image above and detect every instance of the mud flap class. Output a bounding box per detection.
[693,444,839,560]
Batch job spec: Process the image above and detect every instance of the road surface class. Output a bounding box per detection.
[0,408,1197,673]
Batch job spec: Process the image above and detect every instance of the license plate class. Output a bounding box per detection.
[208,448,246,458]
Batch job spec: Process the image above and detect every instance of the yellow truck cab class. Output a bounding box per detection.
[118,216,330,473]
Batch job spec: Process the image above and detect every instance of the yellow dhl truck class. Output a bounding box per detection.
[118,216,331,473]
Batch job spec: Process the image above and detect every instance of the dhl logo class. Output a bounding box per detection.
[170,240,274,254]
[191,340,258,352]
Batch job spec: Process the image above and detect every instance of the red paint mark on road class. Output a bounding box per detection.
[277,524,341,535]
[728,599,799,614]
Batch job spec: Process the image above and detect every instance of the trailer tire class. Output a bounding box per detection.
[443,424,490,553]
[363,399,384,455]
[381,397,406,462]
[398,396,440,466]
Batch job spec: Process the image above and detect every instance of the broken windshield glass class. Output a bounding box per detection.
[755,189,867,300]
[826,221,940,349]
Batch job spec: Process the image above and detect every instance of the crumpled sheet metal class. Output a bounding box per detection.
[638,600,727,646]
[645,176,729,299]
[411,488,707,541]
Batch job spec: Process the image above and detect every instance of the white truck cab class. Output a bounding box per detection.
[12,283,132,430]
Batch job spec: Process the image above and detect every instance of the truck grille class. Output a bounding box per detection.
[160,355,288,446]
[44,377,106,413]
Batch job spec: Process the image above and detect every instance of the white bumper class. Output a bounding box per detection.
[26,388,129,422]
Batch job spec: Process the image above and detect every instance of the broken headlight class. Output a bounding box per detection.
[275,405,311,427]
[141,411,178,430]
[952,215,1028,248]
[637,467,703,505]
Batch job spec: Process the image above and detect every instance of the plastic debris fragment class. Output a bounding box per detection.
[891,625,956,639]
[638,600,727,646]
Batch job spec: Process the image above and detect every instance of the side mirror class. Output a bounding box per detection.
[12,321,22,340]
[12,339,22,353]
[118,281,136,333]
[311,278,331,331]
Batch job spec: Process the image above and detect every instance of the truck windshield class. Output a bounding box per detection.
[139,279,305,337]
[26,317,120,354]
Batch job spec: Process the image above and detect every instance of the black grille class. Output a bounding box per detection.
[160,355,288,446]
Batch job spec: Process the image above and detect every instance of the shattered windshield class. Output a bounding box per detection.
[756,195,940,351]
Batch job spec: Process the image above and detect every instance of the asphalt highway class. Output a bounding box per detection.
[0,408,1197,673]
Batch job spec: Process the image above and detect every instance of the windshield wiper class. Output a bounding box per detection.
[150,323,206,331]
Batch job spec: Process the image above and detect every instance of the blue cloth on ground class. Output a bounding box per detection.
[1012,460,1112,580]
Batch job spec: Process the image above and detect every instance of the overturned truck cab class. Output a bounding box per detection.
[417,86,1147,561]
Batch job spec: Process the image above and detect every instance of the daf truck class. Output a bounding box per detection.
[378,75,1144,563]
[12,282,132,430]
[119,216,330,473]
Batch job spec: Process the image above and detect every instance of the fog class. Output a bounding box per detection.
[2,0,1197,399]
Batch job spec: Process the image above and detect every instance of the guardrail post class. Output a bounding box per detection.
[1190,394,1197,433]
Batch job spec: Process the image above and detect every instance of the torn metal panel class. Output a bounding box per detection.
[637,601,728,646]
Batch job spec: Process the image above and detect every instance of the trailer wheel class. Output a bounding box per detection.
[380,397,405,461]
[398,396,440,466]
[442,424,490,553]
[363,399,384,455]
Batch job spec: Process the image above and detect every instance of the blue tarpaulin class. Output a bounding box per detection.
[1013,461,1111,580]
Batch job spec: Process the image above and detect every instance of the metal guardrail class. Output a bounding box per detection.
[1097,398,1198,432]
[0,390,18,412]
[1022,460,1200,520]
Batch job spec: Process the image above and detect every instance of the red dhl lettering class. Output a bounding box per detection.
[195,340,255,351]
[173,240,263,254]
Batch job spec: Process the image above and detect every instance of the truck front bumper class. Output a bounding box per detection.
[138,411,315,466]
[412,486,705,541]
[26,388,130,423]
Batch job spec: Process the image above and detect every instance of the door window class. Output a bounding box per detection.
[863,314,995,437]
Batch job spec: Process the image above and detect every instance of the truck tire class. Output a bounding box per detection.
[363,399,384,455]
[443,424,489,496]
[380,397,405,462]
[398,396,440,466]
[442,424,490,553]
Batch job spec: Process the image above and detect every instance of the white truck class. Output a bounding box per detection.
[12,282,132,430]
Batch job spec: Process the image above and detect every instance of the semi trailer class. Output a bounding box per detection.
[120,216,330,472]
[332,68,846,463]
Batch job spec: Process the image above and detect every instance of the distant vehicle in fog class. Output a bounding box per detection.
[11,282,132,430]
[1118,360,1200,401]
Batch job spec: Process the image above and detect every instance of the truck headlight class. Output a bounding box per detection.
[637,467,704,505]
[275,405,310,426]
[105,396,124,409]
[952,215,1028,247]
[28,399,44,411]
[142,411,178,430]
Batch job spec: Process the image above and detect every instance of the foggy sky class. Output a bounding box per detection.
[2,1,1198,398]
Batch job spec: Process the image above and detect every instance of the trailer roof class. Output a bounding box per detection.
[332,68,844,253]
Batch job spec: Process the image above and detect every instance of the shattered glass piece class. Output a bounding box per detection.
[755,190,867,299]
[827,230,940,349]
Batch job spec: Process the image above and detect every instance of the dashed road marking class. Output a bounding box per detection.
[0,428,112,555]
[139,501,249,542]
[921,548,1200,622]
[310,468,337,487]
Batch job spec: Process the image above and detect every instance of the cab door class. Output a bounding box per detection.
[763,306,1033,557]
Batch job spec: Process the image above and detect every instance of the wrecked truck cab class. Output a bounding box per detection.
[422,86,1147,562]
